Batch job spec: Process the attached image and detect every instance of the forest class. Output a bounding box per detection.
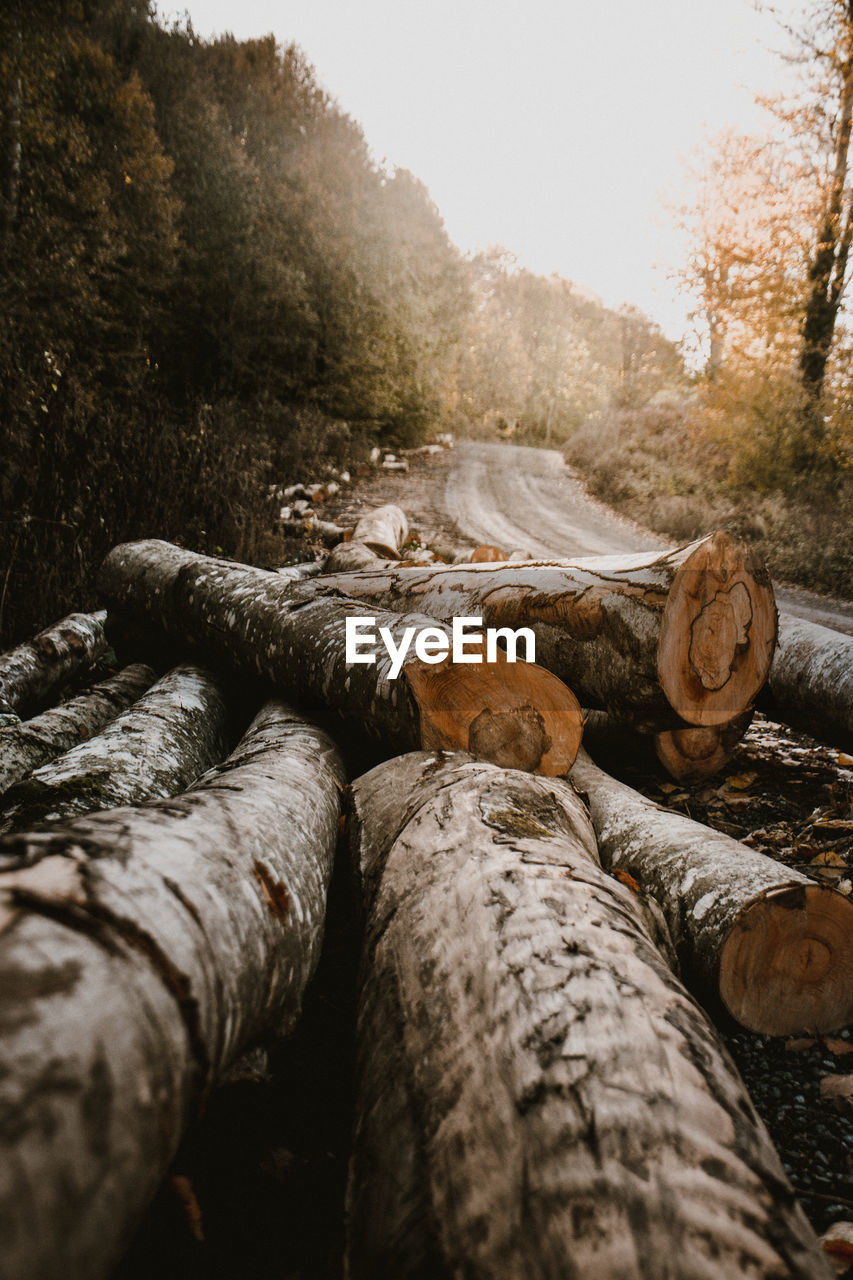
[2,0,852,647]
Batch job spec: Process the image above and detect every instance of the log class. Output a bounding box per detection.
[99,540,583,775]
[570,747,853,1034]
[352,504,408,559]
[274,561,325,582]
[346,751,829,1280]
[0,610,108,719]
[0,700,344,1280]
[0,664,230,832]
[581,706,755,784]
[324,541,386,573]
[654,708,755,783]
[280,516,347,547]
[312,531,778,731]
[0,663,155,798]
[757,613,853,751]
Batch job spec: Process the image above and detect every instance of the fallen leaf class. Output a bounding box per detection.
[812,851,849,868]
[170,1174,204,1242]
[726,771,758,790]
[613,868,641,894]
[838,752,853,767]
[785,1037,818,1052]
[820,1074,853,1113]
[823,1038,853,1056]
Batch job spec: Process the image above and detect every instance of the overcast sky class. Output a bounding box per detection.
[159,0,803,342]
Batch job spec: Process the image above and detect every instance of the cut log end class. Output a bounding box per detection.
[404,651,583,776]
[720,883,853,1035]
[658,531,776,727]
[470,544,507,563]
[654,708,754,784]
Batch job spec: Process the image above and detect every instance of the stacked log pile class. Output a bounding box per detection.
[0,498,850,1278]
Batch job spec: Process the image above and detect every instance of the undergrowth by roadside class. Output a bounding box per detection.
[565,404,853,600]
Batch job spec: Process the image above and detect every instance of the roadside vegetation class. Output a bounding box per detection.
[568,0,853,600]
[3,0,852,642]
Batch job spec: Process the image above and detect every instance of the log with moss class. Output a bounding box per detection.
[0,610,108,722]
[570,747,853,1034]
[0,664,230,831]
[0,663,155,798]
[312,531,778,732]
[98,540,583,775]
[346,751,830,1280]
[0,700,345,1280]
[757,613,853,751]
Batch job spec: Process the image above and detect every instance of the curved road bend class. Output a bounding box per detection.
[444,443,853,636]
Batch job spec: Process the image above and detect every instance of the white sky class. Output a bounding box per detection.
[160,0,804,343]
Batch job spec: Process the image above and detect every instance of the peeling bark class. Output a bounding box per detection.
[0,611,108,719]
[347,751,829,1280]
[570,748,853,1034]
[757,614,853,752]
[0,664,229,832]
[0,700,344,1280]
[0,664,155,798]
[98,541,583,775]
[313,532,778,731]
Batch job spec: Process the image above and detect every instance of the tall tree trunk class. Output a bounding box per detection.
[0,700,345,1280]
[798,51,853,418]
[346,751,830,1280]
[1,21,22,258]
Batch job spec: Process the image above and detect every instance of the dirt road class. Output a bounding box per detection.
[360,441,853,634]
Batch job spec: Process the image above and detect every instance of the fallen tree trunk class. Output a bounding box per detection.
[99,541,583,775]
[570,747,853,1034]
[346,752,829,1280]
[583,708,755,783]
[757,613,853,752]
[274,561,325,583]
[0,700,345,1280]
[0,611,108,721]
[1,664,230,831]
[312,532,778,731]
[323,541,386,573]
[280,517,347,546]
[0,663,155,798]
[352,504,408,558]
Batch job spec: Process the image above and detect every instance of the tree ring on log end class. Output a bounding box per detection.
[719,882,853,1034]
[657,532,777,727]
[404,650,583,776]
[654,708,754,784]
